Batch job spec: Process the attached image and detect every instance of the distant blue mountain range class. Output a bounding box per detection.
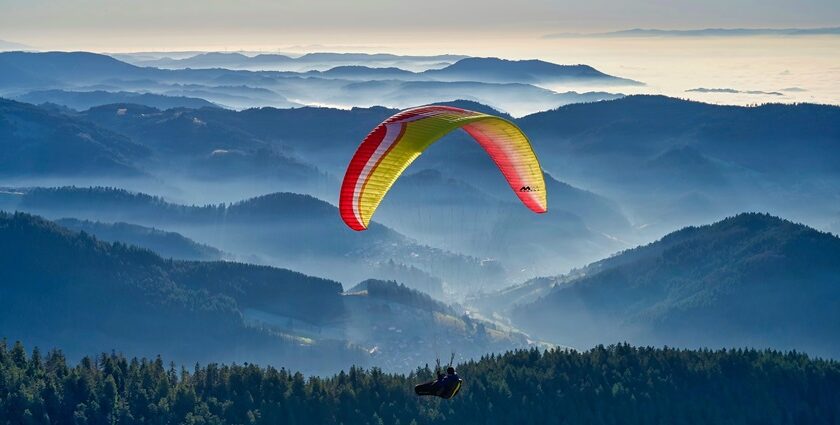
[424,57,641,85]
[546,27,840,38]
[0,51,639,86]
[0,51,630,114]
[124,51,468,71]
[686,87,784,96]
[16,89,220,110]
[154,54,642,85]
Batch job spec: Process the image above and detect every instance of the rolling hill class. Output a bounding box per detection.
[0,211,362,374]
[313,65,419,80]
[0,98,148,176]
[425,57,642,85]
[55,218,225,261]
[0,186,503,291]
[0,51,152,90]
[15,89,219,110]
[517,95,840,233]
[75,103,329,189]
[512,213,840,357]
[335,79,622,116]
[0,212,536,373]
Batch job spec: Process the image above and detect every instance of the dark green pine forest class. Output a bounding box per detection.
[2,341,839,425]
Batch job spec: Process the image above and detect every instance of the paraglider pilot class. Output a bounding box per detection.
[415,357,462,399]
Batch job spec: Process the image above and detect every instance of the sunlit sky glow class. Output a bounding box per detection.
[1,0,839,51]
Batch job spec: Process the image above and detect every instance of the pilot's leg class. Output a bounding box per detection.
[414,381,437,396]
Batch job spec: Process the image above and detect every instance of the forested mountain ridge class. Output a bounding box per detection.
[0,51,149,89]
[1,342,837,424]
[348,279,454,315]
[17,89,220,111]
[517,95,840,235]
[0,98,148,176]
[0,212,537,373]
[338,278,534,371]
[518,95,840,185]
[513,213,840,356]
[0,211,362,373]
[0,186,505,290]
[55,218,225,261]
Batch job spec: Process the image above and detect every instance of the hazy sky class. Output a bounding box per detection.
[1,0,839,51]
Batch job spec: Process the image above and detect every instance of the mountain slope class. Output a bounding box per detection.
[0,212,540,373]
[0,51,150,90]
[513,213,840,357]
[314,65,419,80]
[77,103,327,186]
[337,79,622,116]
[16,89,219,110]
[348,279,453,315]
[55,218,225,261]
[519,95,840,178]
[0,186,499,290]
[0,98,148,176]
[517,95,840,233]
[76,102,631,278]
[425,57,642,85]
[0,211,361,373]
[329,279,535,370]
[374,169,628,278]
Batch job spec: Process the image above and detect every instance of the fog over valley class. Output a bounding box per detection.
[1,13,839,420]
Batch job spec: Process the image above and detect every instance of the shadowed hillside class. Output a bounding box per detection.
[512,213,840,357]
[0,98,148,176]
[16,89,219,110]
[0,186,505,292]
[518,95,840,234]
[0,211,361,374]
[0,212,537,372]
[55,218,226,261]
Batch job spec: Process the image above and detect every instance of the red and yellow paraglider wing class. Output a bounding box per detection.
[462,118,547,215]
[339,105,546,231]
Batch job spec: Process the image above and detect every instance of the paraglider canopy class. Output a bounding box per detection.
[339,105,547,231]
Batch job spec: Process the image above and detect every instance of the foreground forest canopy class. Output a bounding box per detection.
[2,342,839,425]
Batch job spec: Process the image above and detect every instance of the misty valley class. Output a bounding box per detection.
[1,48,839,424]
